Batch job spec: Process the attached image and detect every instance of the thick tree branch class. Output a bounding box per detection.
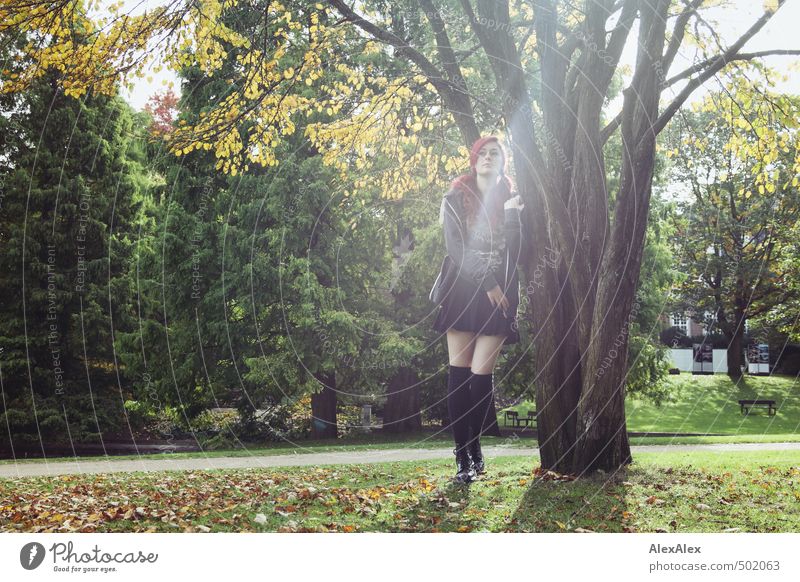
[559,30,583,64]
[748,288,800,318]
[653,5,789,136]
[329,0,482,144]
[599,0,638,88]
[603,7,796,144]
[457,0,497,64]
[534,0,567,141]
[662,0,704,75]
[417,0,464,86]
[327,0,446,92]
[664,49,800,88]
[459,0,526,83]
[563,0,635,100]
[417,0,480,142]
[600,112,621,144]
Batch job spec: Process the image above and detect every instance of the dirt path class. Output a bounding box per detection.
[2,442,799,479]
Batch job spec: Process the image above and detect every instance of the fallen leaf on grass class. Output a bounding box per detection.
[277,520,299,533]
[532,467,577,482]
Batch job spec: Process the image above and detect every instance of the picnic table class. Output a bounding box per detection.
[504,410,537,428]
[738,399,777,416]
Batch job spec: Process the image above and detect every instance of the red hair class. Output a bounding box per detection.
[449,136,513,230]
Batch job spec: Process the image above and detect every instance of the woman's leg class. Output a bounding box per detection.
[468,334,506,473]
[446,329,477,367]
[445,329,477,482]
[470,334,505,375]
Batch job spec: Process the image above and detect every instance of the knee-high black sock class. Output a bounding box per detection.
[447,365,472,450]
[469,372,495,444]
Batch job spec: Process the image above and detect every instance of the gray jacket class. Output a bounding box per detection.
[439,187,525,295]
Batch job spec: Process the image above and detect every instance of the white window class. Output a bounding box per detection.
[701,310,714,336]
[671,313,689,335]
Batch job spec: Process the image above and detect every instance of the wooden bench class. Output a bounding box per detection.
[738,399,777,416]
[504,411,519,427]
[521,410,536,428]
[504,410,537,428]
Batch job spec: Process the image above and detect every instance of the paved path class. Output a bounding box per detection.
[1,442,799,479]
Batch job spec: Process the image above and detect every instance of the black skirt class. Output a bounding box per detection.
[432,271,521,345]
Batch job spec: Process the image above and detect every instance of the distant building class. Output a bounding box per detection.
[660,310,749,337]
[660,310,760,373]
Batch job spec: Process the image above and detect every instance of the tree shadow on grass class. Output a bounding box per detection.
[508,467,634,533]
[392,462,635,533]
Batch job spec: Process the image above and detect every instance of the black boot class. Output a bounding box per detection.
[447,365,475,483]
[469,372,494,475]
[453,446,476,484]
[468,439,485,475]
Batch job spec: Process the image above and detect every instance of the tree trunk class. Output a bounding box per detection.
[382,368,421,433]
[494,72,584,473]
[530,258,583,474]
[727,310,745,379]
[310,371,337,439]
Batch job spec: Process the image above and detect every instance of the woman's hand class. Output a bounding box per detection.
[487,284,509,317]
[504,194,524,211]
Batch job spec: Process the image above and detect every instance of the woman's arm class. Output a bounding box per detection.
[441,191,500,292]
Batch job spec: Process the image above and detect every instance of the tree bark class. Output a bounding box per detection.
[726,296,746,379]
[310,372,337,439]
[727,322,744,379]
[383,367,421,433]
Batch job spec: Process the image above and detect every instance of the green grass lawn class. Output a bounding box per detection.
[2,449,798,533]
[627,374,799,434]
[502,373,800,435]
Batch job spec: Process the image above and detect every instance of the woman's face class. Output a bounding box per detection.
[475,142,503,178]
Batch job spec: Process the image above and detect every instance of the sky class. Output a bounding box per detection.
[118,0,800,112]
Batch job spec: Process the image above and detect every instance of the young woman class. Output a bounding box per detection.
[432,135,525,484]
